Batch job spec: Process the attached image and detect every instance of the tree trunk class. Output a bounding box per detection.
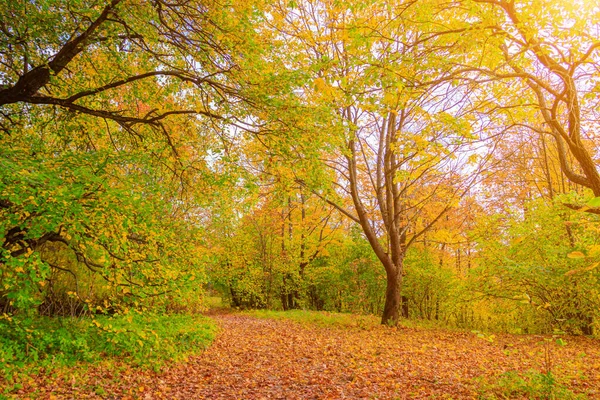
[580,315,594,336]
[281,291,289,310]
[230,286,241,308]
[381,266,403,325]
[401,296,409,318]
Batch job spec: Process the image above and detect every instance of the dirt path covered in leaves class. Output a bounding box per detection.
[22,313,600,399]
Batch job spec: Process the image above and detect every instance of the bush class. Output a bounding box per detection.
[0,312,216,390]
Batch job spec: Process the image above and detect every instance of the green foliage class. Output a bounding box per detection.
[305,227,386,314]
[403,246,456,321]
[208,187,350,312]
[477,370,587,400]
[0,312,216,386]
[1,0,256,321]
[0,147,208,316]
[586,197,600,208]
[467,195,600,335]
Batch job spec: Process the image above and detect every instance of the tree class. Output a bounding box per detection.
[0,0,245,127]
[207,146,343,310]
[446,0,600,209]
[262,0,481,325]
[0,0,260,315]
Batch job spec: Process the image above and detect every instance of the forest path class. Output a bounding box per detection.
[27,313,600,399]
[157,313,484,399]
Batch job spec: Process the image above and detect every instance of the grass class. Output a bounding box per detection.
[0,312,217,394]
[204,296,225,309]
[246,309,461,331]
[245,309,381,329]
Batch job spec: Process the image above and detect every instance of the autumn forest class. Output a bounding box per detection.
[1,0,600,398]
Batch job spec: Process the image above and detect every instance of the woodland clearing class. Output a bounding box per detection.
[3,0,600,398]
[7,311,600,399]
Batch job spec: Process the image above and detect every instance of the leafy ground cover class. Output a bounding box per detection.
[0,313,216,397]
[4,310,599,399]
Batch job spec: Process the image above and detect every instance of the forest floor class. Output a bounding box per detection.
[11,311,600,399]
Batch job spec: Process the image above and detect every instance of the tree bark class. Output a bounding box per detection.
[381,262,403,325]
[0,0,122,106]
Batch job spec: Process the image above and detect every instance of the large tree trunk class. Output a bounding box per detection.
[381,263,403,325]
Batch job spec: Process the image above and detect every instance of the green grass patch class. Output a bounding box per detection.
[204,296,224,309]
[476,370,588,400]
[245,309,463,331]
[0,312,216,392]
[398,317,465,331]
[245,309,380,329]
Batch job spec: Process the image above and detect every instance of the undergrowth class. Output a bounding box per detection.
[477,370,587,399]
[0,312,216,394]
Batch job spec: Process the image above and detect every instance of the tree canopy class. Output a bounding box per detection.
[1,0,599,335]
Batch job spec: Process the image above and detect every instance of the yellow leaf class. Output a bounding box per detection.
[565,269,579,276]
[585,262,599,272]
[314,78,327,92]
[565,263,598,276]
[512,237,525,245]
[588,245,600,257]
[567,251,586,259]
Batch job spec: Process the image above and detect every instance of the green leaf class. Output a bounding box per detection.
[587,197,600,207]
